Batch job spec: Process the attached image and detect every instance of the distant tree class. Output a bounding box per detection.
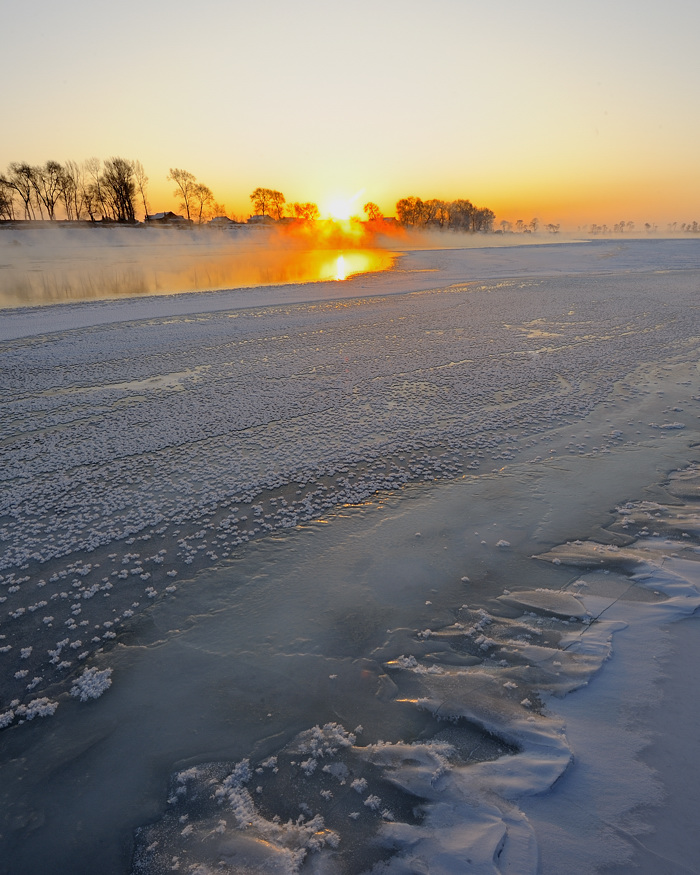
[396,196,425,226]
[133,161,150,221]
[289,202,319,220]
[448,199,475,230]
[29,161,64,220]
[499,219,511,233]
[546,223,560,234]
[424,198,447,226]
[472,207,495,233]
[101,157,137,222]
[250,187,285,218]
[58,160,85,221]
[515,219,525,233]
[0,176,16,220]
[397,195,494,232]
[84,157,105,221]
[168,168,197,221]
[192,183,214,224]
[270,190,286,220]
[529,217,539,233]
[211,201,230,218]
[250,187,272,217]
[5,163,37,219]
[363,202,383,222]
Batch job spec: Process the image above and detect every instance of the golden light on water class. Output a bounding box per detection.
[335,254,347,281]
[0,231,395,308]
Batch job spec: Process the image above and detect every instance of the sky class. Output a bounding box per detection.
[3,0,699,228]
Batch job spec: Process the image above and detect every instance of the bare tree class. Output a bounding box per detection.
[269,190,286,220]
[5,163,37,219]
[133,161,150,221]
[0,176,16,220]
[101,157,137,222]
[30,161,64,219]
[472,207,495,233]
[58,160,86,221]
[363,202,383,222]
[396,196,425,226]
[250,187,283,218]
[448,199,475,230]
[288,202,319,220]
[192,183,214,224]
[84,157,105,221]
[423,198,447,226]
[168,168,197,221]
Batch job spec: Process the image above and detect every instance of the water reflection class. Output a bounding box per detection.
[0,229,395,309]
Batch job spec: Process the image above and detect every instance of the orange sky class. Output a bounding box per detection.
[3,0,699,230]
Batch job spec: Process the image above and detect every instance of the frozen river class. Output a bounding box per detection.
[1,237,700,873]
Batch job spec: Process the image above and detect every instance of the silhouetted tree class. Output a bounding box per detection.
[168,168,197,222]
[58,160,85,221]
[30,161,64,219]
[424,199,448,226]
[269,190,286,220]
[396,195,494,232]
[84,157,106,221]
[0,176,15,219]
[363,202,383,222]
[289,202,319,220]
[448,199,475,230]
[396,196,426,226]
[250,187,285,218]
[102,157,136,222]
[5,163,37,219]
[472,207,495,233]
[134,161,150,221]
[192,183,214,224]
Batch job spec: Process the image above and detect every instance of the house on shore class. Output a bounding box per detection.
[146,211,192,227]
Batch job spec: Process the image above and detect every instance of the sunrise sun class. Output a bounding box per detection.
[326,199,353,221]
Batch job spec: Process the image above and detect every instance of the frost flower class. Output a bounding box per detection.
[70,666,113,702]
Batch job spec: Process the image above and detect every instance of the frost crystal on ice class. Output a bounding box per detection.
[70,666,113,702]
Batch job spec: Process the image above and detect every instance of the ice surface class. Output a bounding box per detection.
[2,239,700,873]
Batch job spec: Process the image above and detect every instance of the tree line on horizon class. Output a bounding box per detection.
[2,158,698,235]
[0,159,498,234]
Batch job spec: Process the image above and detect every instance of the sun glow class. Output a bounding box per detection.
[326,199,354,221]
[324,189,365,222]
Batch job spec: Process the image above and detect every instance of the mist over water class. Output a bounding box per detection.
[0,226,395,309]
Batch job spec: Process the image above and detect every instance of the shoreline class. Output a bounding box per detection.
[1,237,699,343]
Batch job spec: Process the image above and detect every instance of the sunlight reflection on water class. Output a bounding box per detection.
[0,230,395,309]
